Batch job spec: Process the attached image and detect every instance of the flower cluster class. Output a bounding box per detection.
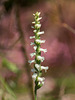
[29,12,48,89]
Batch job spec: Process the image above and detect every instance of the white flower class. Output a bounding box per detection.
[38,81,44,85]
[35,64,48,72]
[37,56,45,62]
[30,42,35,45]
[38,77,45,82]
[28,60,35,64]
[34,12,41,16]
[35,64,40,70]
[39,48,47,53]
[30,36,35,39]
[41,66,49,72]
[35,24,41,28]
[33,14,35,16]
[37,31,44,35]
[33,46,37,50]
[30,53,36,58]
[31,26,34,28]
[32,73,37,80]
[37,17,42,21]
[31,68,36,72]
[32,21,35,24]
[35,39,45,44]
[33,30,37,33]
[37,12,41,16]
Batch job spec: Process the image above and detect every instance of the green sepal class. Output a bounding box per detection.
[37,83,43,89]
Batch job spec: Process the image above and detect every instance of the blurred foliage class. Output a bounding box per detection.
[2,58,20,74]
[0,76,17,100]
[41,74,75,100]
[3,0,38,12]
[57,74,75,94]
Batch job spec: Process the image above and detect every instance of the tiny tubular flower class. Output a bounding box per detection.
[30,42,35,45]
[31,26,34,28]
[31,68,36,72]
[39,48,47,53]
[37,17,42,21]
[37,12,41,16]
[28,60,35,64]
[37,31,44,35]
[35,64,48,72]
[35,39,45,44]
[33,30,37,33]
[41,66,49,72]
[35,24,41,28]
[35,64,40,69]
[32,21,35,24]
[30,53,36,58]
[37,56,45,62]
[30,36,35,39]
[33,46,37,50]
[32,73,37,80]
[33,14,35,16]
[38,77,45,82]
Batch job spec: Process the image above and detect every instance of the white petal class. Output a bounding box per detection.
[30,53,36,58]
[38,77,45,82]
[37,17,42,21]
[37,31,44,35]
[33,30,37,33]
[35,24,41,28]
[37,56,45,62]
[35,64,40,70]
[33,46,37,50]
[28,60,35,64]
[31,26,34,28]
[35,39,45,44]
[33,14,35,16]
[31,68,36,72]
[32,73,37,80]
[32,21,35,24]
[39,48,47,53]
[37,12,41,16]
[30,36,35,39]
[41,66,49,72]
[41,81,44,85]
[30,42,35,45]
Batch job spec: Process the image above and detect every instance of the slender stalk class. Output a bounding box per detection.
[35,86,37,100]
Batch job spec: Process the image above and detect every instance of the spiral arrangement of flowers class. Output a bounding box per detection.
[28,12,48,100]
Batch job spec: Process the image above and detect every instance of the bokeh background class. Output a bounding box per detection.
[0,0,75,100]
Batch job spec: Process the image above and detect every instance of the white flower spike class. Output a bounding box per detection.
[29,12,48,98]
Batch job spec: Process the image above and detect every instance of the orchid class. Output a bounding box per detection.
[29,12,48,100]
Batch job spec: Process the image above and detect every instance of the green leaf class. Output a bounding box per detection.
[2,58,19,74]
[0,76,17,99]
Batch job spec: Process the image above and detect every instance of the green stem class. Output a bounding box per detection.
[35,86,37,100]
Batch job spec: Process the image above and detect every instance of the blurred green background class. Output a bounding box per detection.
[0,0,75,100]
